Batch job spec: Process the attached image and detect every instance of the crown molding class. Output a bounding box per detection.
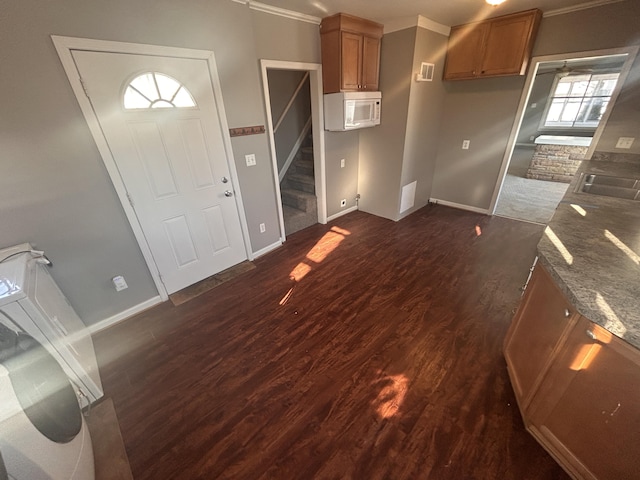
[543,0,627,17]
[384,15,450,36]
[231,0,321,25]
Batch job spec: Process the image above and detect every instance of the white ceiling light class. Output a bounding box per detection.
[486,0,507,5]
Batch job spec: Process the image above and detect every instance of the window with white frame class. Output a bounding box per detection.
[542,73,619,129]
[124,72,196,110]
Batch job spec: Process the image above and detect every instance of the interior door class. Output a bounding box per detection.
[72,51,247,294]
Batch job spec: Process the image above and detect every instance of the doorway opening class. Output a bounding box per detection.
[491,47,638,224]
[260,60,327,240]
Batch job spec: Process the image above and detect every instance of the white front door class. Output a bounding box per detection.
[73,51,247,294]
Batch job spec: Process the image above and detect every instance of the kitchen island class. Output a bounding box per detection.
[504,154,640,480]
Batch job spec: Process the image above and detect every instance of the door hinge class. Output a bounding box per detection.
[126,192,135,208]
[79,77,90,98]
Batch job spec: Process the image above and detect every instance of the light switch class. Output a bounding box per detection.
[615,137,635,149]
[340,158,345,168]
[245,154,257,166]
[462,140,470,150]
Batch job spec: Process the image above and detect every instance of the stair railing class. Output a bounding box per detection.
[278,117,312,182]
[274,72,313,182]
[274,71,309,133]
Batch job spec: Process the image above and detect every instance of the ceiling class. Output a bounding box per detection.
[251,0,626,27]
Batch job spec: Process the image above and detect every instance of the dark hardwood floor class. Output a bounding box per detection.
[94,205,569,479]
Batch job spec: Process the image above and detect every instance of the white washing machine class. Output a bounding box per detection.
[0,244,102,479]
[0,324,94,479]
[0,244,103,406]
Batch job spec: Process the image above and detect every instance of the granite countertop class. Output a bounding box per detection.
[537,157,640,350]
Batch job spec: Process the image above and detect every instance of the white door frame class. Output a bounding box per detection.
[489,46,639,215]
[52,36,253,301]
[260,60,327,241]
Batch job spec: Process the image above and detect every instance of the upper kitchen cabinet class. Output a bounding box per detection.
[444,9,542,80]
[320,13,383,93]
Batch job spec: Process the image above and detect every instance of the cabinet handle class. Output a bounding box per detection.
[585,329,597,341]
[564,308,571,318]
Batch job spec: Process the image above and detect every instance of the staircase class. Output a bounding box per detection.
[281,136,317,236]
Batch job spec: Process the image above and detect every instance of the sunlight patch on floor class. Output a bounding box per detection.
[372,372,409,419]
[285,226,352,291]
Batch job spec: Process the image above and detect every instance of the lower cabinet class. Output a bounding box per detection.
[505,264,640,480]
[504,264,578,410]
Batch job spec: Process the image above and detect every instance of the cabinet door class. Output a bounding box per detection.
[504,264,578,410]
[443,23,487,80]
[480,11,538,77]
[341,31,363,90]
[361,35,380,90]
[528,318,640,480]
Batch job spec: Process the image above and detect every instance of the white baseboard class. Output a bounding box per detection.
[327,205,358,222]
[251,240,282,259]
[89,296,163,335]
[429,198,490,215]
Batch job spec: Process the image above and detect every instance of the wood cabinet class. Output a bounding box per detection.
[320,13,383,93]
[528,317,640,480]
[505,263,640,480]
[444,9,541,80]
[504,264,579,410]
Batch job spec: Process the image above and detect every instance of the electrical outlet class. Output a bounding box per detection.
[616,137,635,149]
[340,199,347,207]
[112,275,128,292]
[530,103,537,108]
[245,153,256,166]
[340,158,345,168]
[462,140,470,150]
[259,223,266,233]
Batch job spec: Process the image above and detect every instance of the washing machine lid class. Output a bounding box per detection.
[0,245,31,308]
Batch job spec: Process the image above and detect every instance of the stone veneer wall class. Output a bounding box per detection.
[526,144,588,183]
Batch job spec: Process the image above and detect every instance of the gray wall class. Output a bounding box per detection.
[0,0,323,325]
[359,29,414,220]
[431,1,640,210]
[325,131,360,217]
[516,73,556,144]
[250,9,361,223]
[398,26,448,219]
[359,26,448,220]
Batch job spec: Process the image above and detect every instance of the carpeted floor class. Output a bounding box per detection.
[494,174,569,225]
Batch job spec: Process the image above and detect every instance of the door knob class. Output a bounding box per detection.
[224,190,233,197]
[221,176,229,183]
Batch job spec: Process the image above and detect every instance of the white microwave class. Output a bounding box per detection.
[323,91,381,131]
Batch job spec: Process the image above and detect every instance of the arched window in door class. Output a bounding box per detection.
[124,72,196,109]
